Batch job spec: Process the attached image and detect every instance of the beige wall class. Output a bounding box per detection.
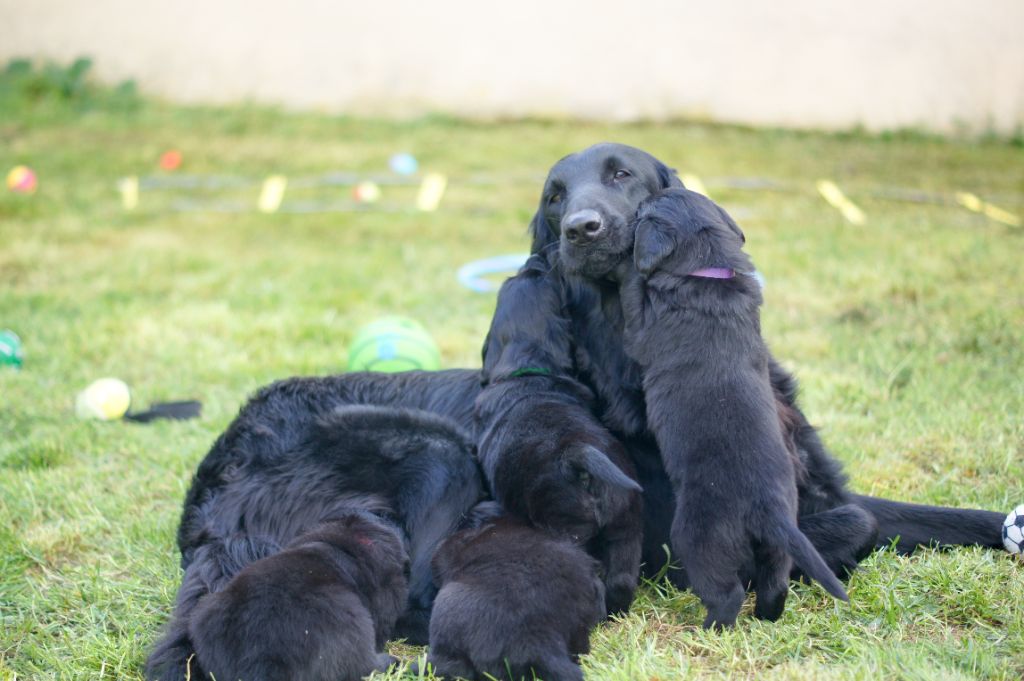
[2,0,1022,133]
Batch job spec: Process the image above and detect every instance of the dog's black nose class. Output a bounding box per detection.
[562,209,605,244]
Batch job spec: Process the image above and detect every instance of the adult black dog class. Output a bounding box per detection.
[429,514,606,681]
[515,142,1004,583]
[619,188,847,627]
[188,510,407,681]
[146,402,484,679]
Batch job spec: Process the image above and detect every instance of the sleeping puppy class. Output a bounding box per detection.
[477,248,644,615]
[189,511,407,681]
[618,188,848,628]
[428,513,606,681]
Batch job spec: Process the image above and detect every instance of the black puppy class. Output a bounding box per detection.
[428,513,606,681]
[618,188,848,628]
[477,249,644,615]
[188,511,407,681]
[147,404,484,680]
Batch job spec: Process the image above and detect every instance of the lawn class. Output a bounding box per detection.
[1,65,1022,680]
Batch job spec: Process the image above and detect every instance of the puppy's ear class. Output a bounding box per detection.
[656,161,685,189]
[716,203,745,244]
[572,444,642,493]
[460,501,504,530]
[633,217,678,276]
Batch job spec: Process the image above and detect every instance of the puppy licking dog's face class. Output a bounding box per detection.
[616,189,847,628]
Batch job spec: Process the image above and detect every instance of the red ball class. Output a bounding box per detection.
[159,150,183,171]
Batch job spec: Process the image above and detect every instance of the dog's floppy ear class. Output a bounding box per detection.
[571,444,642,493]
[656,161,685,190]
[529,203,557,254]
[633,217,679,276]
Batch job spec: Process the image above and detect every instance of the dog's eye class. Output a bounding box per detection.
[576,469,591,489]
[613,169,631,180]
[548,192,562,205]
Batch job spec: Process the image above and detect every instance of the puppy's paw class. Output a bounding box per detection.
[604,578,638,616]
[374,653,399,673]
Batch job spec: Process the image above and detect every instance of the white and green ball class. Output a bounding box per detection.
[1003,505,1024,556]
[0,329,23,368]
[346,317,441,373]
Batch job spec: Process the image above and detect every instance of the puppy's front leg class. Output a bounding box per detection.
[593,504,643,615]
[619,267,648,341]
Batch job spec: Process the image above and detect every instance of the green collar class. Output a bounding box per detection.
[508,367,553,378]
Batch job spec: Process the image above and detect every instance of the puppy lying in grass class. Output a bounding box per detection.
[477,250,644,615]
[619,188,848,628]
[428,508,606,681]
[189,510,408,681]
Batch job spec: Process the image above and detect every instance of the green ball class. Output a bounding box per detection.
[0,330,23,368]
[346,316,441,373]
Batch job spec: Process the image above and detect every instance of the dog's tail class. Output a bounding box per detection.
[145,535,279,680]
[853,494,1004,554]
[765,520,849,602]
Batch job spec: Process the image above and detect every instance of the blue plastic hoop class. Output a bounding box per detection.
[457,254,530,293]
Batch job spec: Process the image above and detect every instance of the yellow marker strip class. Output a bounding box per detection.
[816,179,865,225]
[681,173,708,197]
[118,176,139,210]
[955,191,1021,227]
[258,175,287,213]
[416,173,447,212]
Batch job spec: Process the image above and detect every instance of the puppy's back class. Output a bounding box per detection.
[429,518,605,681]
[189,514,407,681]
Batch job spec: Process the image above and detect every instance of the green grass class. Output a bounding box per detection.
[2,66,1023,679]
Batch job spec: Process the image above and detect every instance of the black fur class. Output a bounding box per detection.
[618,189,847,628]
[146,402,484,679]
[188,511,407,681]
[514,142,1003,583]
[428,515,606,681]
[477,250,644,614]
[151,143,1006,676]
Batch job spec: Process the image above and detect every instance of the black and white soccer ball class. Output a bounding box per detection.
[1003,505,1024,556]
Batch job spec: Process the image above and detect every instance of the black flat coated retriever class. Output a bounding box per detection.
[429,514,606,681]
[619,188,846,627]
[188,511,407,681]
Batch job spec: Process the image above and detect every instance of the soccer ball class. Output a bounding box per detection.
[1003,505,1024,556]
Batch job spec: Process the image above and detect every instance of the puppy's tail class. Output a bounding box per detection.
[767,520,849,602]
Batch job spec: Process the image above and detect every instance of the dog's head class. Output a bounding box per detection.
[632,187,750,278]
[522,438,641,543]
[529,143,684,279]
